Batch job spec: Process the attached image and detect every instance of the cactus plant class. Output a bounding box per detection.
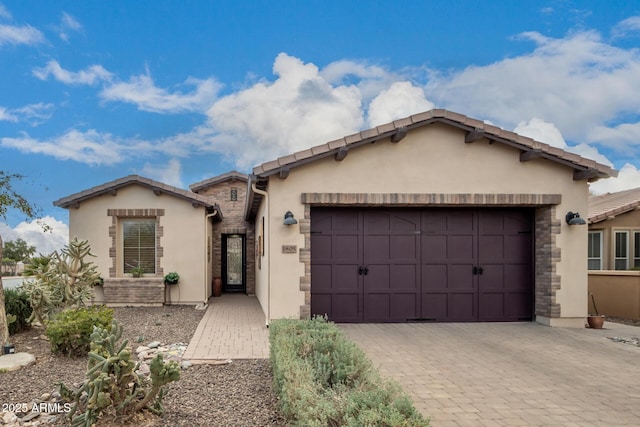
[23,238,99,325]
[59,320,180,426]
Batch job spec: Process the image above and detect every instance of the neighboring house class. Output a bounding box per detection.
[588,187,640,270]
[54,109,616,327]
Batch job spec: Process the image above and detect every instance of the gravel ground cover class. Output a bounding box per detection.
[0,305,285,426]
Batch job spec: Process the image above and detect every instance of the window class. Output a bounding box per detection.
[635,231,640,269]
[123,219,156,274]
[588,231,602,270]
[614,231,629,270]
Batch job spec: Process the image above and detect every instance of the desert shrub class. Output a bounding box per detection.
[60,320,180,426]
[4,287,32,335]
[46,306,113,357]
[270,318,429,427]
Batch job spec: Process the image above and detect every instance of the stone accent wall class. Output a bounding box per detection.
[195,181,256,295]
[102,277,165,306]
[534,206,562,318]
[107,209,164,278]
[298,192,562,321]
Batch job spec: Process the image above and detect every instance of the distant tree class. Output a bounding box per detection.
[0,171,43,346]
[2,238,36,275]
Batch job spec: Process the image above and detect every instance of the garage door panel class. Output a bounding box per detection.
[334,264,360,290]
[335,235,360,261]
[311,265,332,291]
[311,294,332,318]
[390,264,418,290]
[312,207,533,323]
[332,294,361,323]
[479,293,505,321]
[506,292,533,320]
[423,264,447,289]
[449,293,475,321]
[422,294,448,319]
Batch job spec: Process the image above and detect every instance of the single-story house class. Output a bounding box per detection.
[54,109,616,327]
[587,187,640,270]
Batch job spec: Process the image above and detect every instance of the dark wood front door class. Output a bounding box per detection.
[311,207,533,323]
[222,234,246,293]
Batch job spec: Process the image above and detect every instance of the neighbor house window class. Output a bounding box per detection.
[614,231,629,270]
[588,231,602,270]
[635,231,640,269]
[123,219,156,274]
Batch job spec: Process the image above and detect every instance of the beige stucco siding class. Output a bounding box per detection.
[259,123,590,325]
[67,184,209,304]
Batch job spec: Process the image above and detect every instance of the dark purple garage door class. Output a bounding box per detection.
[311,207,533,323]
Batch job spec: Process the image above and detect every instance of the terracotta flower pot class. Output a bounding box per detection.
[587,315,605,329]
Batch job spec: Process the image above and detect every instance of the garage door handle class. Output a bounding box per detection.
[358,266,369,275]
[363,267,369,275]
[472,266,484,275]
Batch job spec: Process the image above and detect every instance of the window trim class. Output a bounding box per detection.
[614,230,630,270]
[107,209,164,278]
[588,230,603,270]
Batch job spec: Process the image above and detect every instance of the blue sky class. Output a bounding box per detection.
[2,0,640,254]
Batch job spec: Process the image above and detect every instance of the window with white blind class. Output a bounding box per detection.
[587,231,602,270]
[614,231,629,270]
[123,219,156,274]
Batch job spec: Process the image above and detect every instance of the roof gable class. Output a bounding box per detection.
[252,109,616,182]
[53,175,215,209]
[189,170,248,193]
[588,187,640,224]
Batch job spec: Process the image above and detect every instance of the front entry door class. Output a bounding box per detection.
[222,234,246,293]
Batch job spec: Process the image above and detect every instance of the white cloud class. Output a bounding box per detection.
[0,103,53,125]
[33,60,112,85]
[514,117,613,166]
[514,117,567,148]
[426,29,640,151]
[611,16,640,39]
[590,163,640,195]
[0,4,11,20]
[0,129,142,165]
[58,12,82,42]
[138,158,184,188]
[0,106,17,122]
[205,53,364,168]
[100,72,221,113]
[0,23,44,46]
[367,82,434,127]
[0,216,69,256]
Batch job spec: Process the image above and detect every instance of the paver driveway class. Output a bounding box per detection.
[341,322,640,426]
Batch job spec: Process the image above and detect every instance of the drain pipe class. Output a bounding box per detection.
[203,209,219,304]
[251,182,270,326]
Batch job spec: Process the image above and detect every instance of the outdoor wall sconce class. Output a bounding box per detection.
[565,211,586,225]
[283,211,298,225]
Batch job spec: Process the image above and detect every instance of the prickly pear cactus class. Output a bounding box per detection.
[59,320,180,426]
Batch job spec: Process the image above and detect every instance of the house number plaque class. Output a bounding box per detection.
[282,245,297,254]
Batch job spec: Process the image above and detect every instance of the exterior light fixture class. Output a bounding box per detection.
[283,211,298,225]
[565,211,586,225]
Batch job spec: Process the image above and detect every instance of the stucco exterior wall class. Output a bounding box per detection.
[67,184,209,305]
[257,123,590,326]
[589,209,640,270]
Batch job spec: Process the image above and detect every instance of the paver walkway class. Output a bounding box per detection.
[183,294,269,361]
[342,322,640,427]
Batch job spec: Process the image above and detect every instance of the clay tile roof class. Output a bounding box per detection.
[251,109,617,181]
[54,175,215,209]
[588,187,640,224]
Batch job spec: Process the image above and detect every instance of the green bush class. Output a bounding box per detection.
[4,287,32,335]
[270,318,429,427]
[46,306,113,357]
